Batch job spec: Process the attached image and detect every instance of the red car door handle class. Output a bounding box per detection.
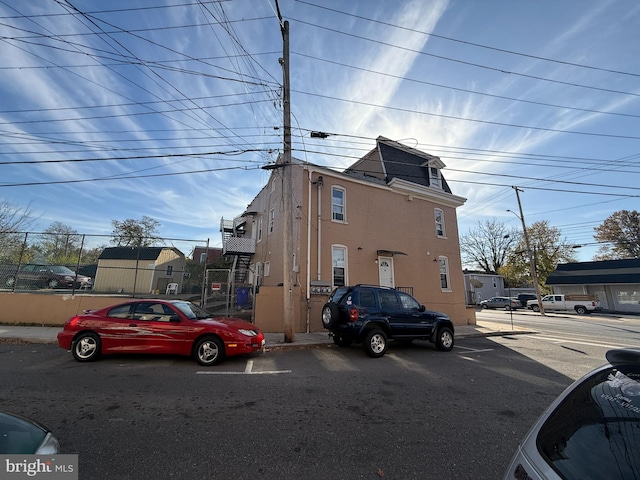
[129,323,137,327]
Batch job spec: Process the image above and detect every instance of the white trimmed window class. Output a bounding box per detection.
[435,208,445,237]
[257,217,263,242]
[332,186,346,222]
[264,261,270,277]
[430,167,441,189]
[332,245,347,287]
[439,256,451,291]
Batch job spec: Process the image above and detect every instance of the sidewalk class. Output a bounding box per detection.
[0,320,536,349]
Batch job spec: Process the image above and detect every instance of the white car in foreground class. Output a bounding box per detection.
[504,348,640,479]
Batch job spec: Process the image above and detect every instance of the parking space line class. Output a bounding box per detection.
[196,360,291,375]
[534,335,627,350]
[455,346,494,353]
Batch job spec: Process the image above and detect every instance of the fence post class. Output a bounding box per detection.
[11,232,29,292]
[200,238,209,307]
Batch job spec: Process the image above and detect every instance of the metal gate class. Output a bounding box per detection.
[203,269,255,322]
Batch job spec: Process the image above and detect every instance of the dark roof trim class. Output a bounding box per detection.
[546,259,640,285]
[98,246,178,261]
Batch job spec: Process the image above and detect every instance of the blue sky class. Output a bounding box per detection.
[1,0,639,261]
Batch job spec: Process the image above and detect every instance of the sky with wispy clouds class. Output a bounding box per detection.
[1,0,639,260]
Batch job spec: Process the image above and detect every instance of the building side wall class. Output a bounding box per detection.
[93,259,153,293]
[0,293,135,326]
[310,170,472,325]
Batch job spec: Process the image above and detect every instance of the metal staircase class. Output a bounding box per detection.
[220,215,256,287]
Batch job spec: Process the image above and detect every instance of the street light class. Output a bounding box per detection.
[506,206,546,316]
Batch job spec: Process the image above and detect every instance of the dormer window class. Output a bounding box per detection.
[429,167,441,189]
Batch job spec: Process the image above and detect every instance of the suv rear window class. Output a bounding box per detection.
[328,287,350,304]
[536,364,640,479]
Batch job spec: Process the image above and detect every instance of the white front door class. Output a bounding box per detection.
[378,256,394,288]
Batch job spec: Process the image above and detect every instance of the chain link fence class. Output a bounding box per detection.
[0,231,206,299]
[0,231,256,320]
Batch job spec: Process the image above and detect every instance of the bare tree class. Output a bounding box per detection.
[39,222,82,264]
[0,201,34,262]
[594,210,640,260]
[111,216,162,248]
[460,219,520,273]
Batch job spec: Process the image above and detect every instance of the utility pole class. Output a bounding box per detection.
[513,186,545,316]
[278,12,295,342]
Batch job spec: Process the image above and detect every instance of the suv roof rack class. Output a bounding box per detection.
[353,284,394,290]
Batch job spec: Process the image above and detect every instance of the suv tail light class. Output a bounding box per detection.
[348,307,359,322]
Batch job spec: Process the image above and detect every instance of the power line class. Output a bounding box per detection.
[293,89,640,140]
[296,0,640,79]
[293,51,640,120]
[290,17,640,99]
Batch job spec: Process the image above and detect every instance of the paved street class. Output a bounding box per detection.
[2,311,639,479]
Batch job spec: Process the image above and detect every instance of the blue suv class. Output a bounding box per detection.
[321,285,455,358]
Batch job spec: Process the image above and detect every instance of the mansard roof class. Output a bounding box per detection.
[344,136,452,193]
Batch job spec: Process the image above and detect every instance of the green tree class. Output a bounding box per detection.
[501,220,578,290]
[594,210,640,260]
[111,216,162,248]
[460,219,521,273]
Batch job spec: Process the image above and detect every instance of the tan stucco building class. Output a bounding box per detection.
[222,137,476,333]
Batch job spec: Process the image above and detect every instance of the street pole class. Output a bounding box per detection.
[279,17,295,342]
[513,187,545,316]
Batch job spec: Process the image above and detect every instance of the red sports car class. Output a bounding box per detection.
[57,299,265,366]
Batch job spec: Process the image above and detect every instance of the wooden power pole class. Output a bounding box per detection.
[513,187,545,316]
[279,18,295,342]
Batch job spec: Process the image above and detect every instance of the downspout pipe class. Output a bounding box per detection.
[317,175,323,281]
[306,169,313,333]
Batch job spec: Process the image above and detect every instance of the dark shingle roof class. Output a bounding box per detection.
[98,247,165,261]
[344,137,452,193]
[546,258,640,285]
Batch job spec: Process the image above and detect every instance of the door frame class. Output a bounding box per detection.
[378,256,394,288]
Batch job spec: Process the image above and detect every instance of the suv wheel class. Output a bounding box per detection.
[363,329,387,358]
[435,327,454,352]
[321,303,340,329]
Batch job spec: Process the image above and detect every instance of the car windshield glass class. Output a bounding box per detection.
[536,364,640,479]
[50,266,74,274]
[173,301,210,320]
[0,412,46,454]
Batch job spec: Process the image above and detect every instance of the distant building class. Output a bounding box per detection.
[192,246,223,265]
[463,272,506,305]
[546,259,640,313]
[94,246,186,294]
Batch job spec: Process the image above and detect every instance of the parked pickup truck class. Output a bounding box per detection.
[527,294,602,315]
